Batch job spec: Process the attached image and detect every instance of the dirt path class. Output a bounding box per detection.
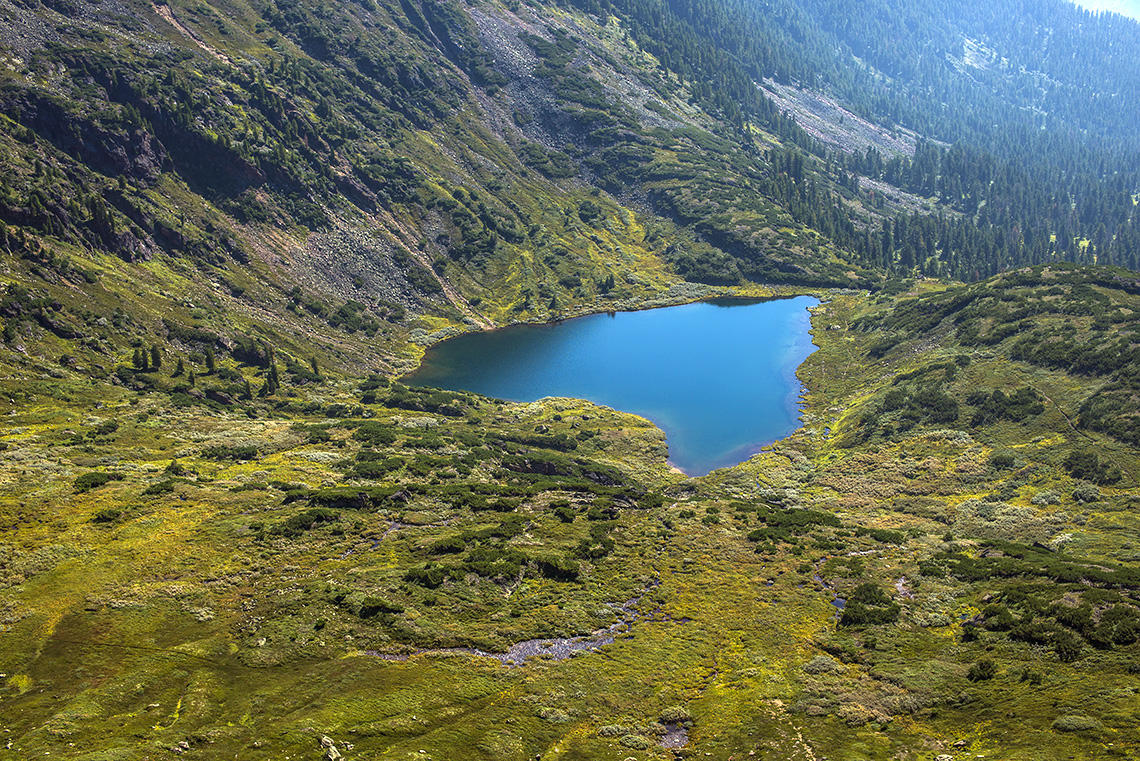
[152,4,233,65]
[1033,385,1092,441]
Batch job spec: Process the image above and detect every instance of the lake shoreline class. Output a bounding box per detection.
[405,295,821,475]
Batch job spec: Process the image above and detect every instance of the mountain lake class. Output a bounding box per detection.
[404,295,819,475]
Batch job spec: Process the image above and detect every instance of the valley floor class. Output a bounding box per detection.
[1,281,1138,760]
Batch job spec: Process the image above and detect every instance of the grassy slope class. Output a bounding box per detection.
[1,268,1138,760]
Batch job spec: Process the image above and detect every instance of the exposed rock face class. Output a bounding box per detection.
[1,91,169,184]
[205,388,236,406]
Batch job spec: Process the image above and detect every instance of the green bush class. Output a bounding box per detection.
[142,479,176,496]
[839,583,900,626]
[1063,450,1121,485]
[405,564,449,588]
[659,705,693,725]
[802,655,841,674]
[537,555,580,582]
[989,452,1016,470]
[428,536,466,554]
[551,501,576,523]
[619,735,651,750]
[92,507,124,523]
[1071,483,1101,503]
[200,444,259,461]
[1051,715,1102,733]
[359,596,404,618]
[966,659,997,681]
[74,472,122,492]
[276,508,340,537]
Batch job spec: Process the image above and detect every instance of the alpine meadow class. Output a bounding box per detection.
[1,0,1140,758]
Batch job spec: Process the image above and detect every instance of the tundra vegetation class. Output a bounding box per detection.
[1,269,1138,760]
[0,0,1138,755]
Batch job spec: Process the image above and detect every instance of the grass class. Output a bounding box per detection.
[2,277,1139,760]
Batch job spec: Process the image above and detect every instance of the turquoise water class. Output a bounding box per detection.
[404,296,819,476]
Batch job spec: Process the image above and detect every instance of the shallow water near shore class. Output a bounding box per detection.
[405,296,818,475]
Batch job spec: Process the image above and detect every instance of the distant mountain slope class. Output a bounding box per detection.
[1069,0,1140,23]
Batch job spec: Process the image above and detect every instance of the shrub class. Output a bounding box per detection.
[93,507,123,523]
[1063,450,1121,484]
[989,452,1016,470]
[1054,630,1085,662]
[429,536,466,554]
[347,457,404,479]
[1051,715,1102,733]
[353,421,398,446]
[200,444,259,461]
[551,502,576,522]
[658,705,693,724]
[839,583,900,626]
[142,479,176,496]
[359,596,404,618]
[74,472,121,492]
[639,492,665,509]
[405,564,449,588]
[966,659,997,681]
[537,555,580,581]
[619,735,651,750]
[538,707,571,723]
[165,460,188,476]
[278,508,339,537]
[1071,483,1101,503]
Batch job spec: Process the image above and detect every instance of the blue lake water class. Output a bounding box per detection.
[404,296,819,476]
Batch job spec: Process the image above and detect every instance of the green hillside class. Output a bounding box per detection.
[2,268,1139,759]
[1,0,1139,757]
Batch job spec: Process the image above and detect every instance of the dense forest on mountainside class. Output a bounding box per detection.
[590,0,1140,273]
[2,0,1139,316]
[2,0,1140,757]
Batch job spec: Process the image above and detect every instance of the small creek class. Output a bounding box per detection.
[367,588,668,667]
[367,585,691,750]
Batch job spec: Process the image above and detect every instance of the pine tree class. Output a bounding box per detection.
[205,346,216,373]
[150,345,162,369]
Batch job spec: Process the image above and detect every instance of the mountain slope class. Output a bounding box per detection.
[1,0,1140,758]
